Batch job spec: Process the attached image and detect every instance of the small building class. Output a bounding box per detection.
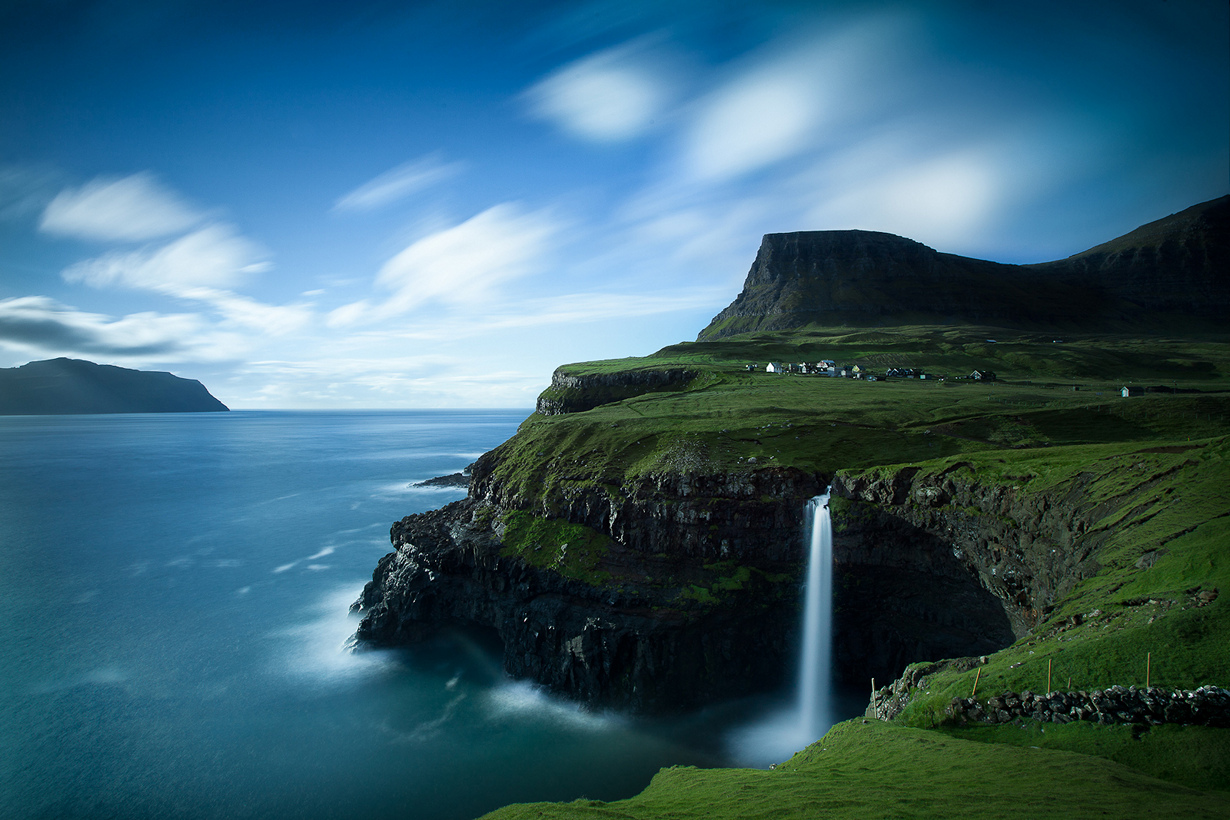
[971,370,997,381]
[745,363,758,371]
[1121,386,1143,398]
[766,362,784,374]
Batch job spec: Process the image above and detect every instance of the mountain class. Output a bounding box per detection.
[698,195,1229,339]
[0,358,229,415]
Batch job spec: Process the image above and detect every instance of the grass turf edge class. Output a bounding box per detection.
[478,720,1230,820]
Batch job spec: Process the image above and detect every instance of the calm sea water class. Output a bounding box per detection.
[0,410,834,820]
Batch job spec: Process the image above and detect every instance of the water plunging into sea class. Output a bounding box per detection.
[724,490,857,767]
[798,492,833,740]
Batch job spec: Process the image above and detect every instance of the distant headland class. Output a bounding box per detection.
[0,358,228,415]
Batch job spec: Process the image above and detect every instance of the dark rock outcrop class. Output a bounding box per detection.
[0,357,228,414]
[536,368,699,415]
[828,464,1110,687]
[699,196,1228,339]
[352,494,802,712]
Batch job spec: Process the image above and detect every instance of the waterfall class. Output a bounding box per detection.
[724,490,835,766]
[798,491,832,741]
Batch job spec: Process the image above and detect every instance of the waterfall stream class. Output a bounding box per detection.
[798,491,833,741]
[725,490,838,765]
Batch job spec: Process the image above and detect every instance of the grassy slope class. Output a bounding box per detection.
[482,721,1230,819]
[493,327,1230,511]
[476,326,1230,819]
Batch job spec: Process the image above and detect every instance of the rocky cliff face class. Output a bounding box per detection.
[698,196,1228,340]
[352,432,1121,712]
[535,368,699,415]
[827,463,1110,686]
[352,464,822,711]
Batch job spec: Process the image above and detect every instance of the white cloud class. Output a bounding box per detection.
[333,286,728,343]
[40,172,205,241]
[0,295,207,359]
[679,17,913,182]
[329,203,559,325]
[798,140,1006,250]
[58,223,313,335]
[526,42,676,142]
[685,65,823,181]
[333,153,465,212]
[62,223,270,294]
[174,288,314,335]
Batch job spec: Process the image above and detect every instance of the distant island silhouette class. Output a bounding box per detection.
[0,358,228,415]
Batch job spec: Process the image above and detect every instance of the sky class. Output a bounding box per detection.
[1,0,1226,409]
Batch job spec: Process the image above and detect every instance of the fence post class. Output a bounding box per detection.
[971,667,981,698]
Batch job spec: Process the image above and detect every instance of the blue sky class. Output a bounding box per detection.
[1,0,1226,408]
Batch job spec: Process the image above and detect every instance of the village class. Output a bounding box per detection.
[747,361,996,383]
[747,362,1169,400]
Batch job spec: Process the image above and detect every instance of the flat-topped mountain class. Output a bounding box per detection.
[699,195,1229,339]
[0,358,228,415]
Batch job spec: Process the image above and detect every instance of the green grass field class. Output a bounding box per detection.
[481,721,1230,819]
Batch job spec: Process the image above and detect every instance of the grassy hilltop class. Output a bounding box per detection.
[477,324,1230,819]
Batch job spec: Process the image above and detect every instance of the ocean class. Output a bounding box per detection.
[0,410,830,820]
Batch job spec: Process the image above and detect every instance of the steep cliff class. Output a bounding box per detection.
[699,196,1228,340]
[354,461,827,711]
[833,437,1230,719]
[535,367,699,415]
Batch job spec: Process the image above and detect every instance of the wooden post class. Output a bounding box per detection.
[1047,659,1052,694]
[1146,652,1151,688]
[971,667,981,698]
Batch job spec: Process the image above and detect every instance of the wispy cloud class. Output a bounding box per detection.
[525,40,678,142]
[0,164,60,221]
[173,288,313,335]
[62,223,269,293]
[333,153,465,213]
[800,144,1003,250]
[679,20,907,182]
[59,223,312,335]
[328,203,560,326]
[0,296,203,358]
[40,172,206,242]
